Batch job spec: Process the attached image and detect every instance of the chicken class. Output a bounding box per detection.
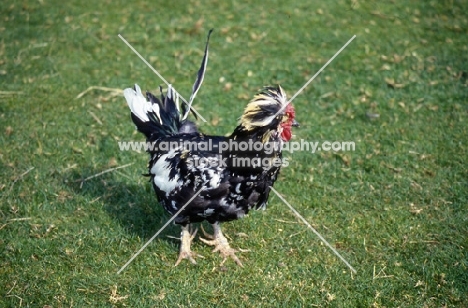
[123,33,299,267]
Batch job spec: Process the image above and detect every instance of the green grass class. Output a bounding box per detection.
[1,0,467,306]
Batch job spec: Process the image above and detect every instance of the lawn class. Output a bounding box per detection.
[1,0,467,306]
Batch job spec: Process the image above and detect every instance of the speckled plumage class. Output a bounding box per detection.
[124,83,295,223]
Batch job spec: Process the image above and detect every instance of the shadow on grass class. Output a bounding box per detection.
[66,169,180,242]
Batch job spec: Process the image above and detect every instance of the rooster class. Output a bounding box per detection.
[123,32,299,266]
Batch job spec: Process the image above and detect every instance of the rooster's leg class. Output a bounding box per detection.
[174,224,202,266]
[199,222,243,267]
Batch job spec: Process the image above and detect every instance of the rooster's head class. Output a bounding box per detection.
[239,85,299,142]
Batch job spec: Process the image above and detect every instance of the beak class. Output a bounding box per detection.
[292,119,300,127]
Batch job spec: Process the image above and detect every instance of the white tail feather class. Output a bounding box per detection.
[123,84,162,124]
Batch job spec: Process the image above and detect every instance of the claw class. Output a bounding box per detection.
[174,249,203,266]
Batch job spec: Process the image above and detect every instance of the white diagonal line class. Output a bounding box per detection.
[274,35,356,118]
[118,34,207,122]
[270,186,357,274]
[117,187,204,274]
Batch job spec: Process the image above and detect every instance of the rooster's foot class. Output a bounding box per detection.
[199,223,243,267]
[174,225,203,266]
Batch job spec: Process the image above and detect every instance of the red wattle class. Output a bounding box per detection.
[281,127,292,141]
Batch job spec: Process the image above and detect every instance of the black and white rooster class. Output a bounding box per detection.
[123,31,299,266]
